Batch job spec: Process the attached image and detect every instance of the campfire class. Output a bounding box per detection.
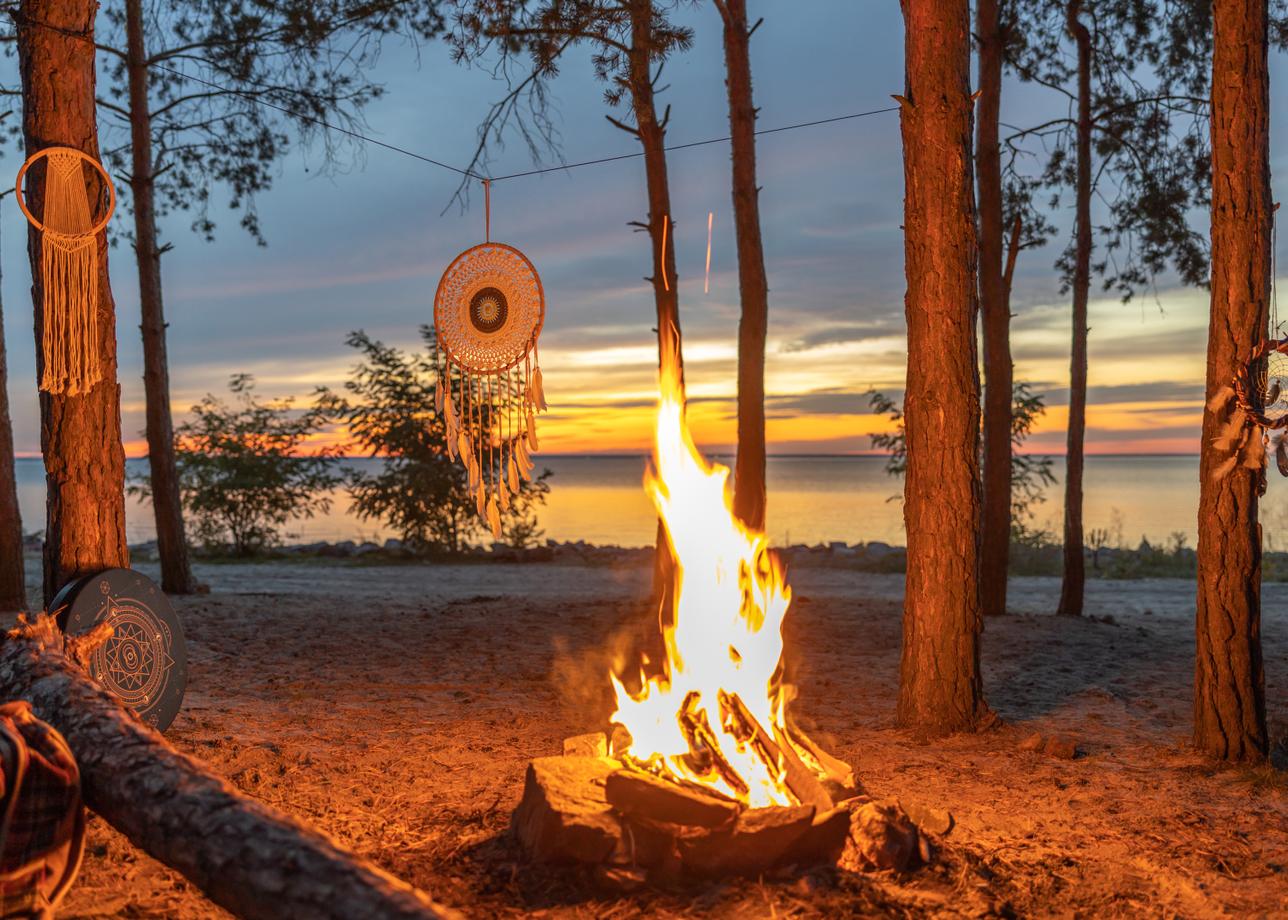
[514,332,933,883]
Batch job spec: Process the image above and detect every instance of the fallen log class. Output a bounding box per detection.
[0,615,457,920]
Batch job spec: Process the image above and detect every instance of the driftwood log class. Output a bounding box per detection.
[0,616,457,920]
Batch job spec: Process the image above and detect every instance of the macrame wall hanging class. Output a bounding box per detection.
[15,146,116,396]
[434,180,547,540]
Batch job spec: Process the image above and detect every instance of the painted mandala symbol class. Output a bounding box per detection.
[94,603,173,708]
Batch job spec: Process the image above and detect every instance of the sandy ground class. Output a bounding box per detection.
[18,556,1288,919]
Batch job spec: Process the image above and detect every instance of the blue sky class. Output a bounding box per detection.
[2,1,1287,455]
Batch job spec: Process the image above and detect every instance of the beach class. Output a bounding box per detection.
[35,554,1287,918]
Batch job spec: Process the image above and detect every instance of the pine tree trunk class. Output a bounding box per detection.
[125,0,196,595]
[976,0,1012,618]
[17,0,129,607]
[0,210,27,613]
[714,0,768,532]
[1057,0,1091,619]
[1194,0,1270,763]
[624,0,683,601]
[896,0,987,736]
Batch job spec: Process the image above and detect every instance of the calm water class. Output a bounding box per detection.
[13,455,1288,549]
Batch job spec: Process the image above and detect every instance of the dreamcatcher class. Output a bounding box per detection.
[15,146,116,396]
[434,181,547,540]
[1212,205,1287,484]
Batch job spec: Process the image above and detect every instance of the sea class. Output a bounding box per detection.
[13,454,1288,551]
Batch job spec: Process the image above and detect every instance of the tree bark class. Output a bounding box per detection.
[1056,0,1091,619]
[714,0,768,532]
[623,0,684,601]
[0,206,27,614]
[1194,0,1270,763]
[0,616,457,920]
[17,0,129,607]
[976,0,1012,618]
[896,0,987,736]
[125,0,197,595]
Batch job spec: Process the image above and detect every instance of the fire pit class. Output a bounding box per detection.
[513,333,939,884]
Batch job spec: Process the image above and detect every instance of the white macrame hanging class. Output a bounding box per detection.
[434,181,547,540]
[15,146,116,396]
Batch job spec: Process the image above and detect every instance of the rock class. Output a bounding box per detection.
[562,732,608,758]
[792,802,856,866]
[354,541,381,555]
[1043,735,1078,760]
[864,541,894,559]
[840,799,921,872]
[512,756,622,864]
[680,804,815,877]
[605,769,739,831]
[900,800,954,836]
[1018,731,1044,752]
[319,541,356,557]
[382,538,405,552]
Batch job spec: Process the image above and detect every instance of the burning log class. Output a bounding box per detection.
[678,690,749,798]
[0,615,456,920]
[717,690,833,811]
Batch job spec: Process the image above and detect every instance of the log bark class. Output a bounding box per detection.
[1057,0,1091,619]
[0,616,457,919]
[896,0,988,735]
[125,0,197,595]
[1194,0,1270,762]
[714,0,768,532]
[0,207,27,614]
[622,0,684,604]
[16,0,129,607]
[975,0,1013,618]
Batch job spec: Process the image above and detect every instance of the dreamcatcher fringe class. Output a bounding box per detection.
[40,152,100,396]
[439,351,546,541]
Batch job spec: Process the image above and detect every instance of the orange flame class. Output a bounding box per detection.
[610,329,797,808]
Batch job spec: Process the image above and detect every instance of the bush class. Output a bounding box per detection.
[132,374,342,556]
[321,328,550,553]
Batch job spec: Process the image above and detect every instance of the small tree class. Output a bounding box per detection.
[321,328,550,553]
[869,384,1054,537]
[133,375,341,555]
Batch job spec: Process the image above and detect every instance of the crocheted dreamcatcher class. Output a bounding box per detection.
[434,182,546,540]
[15,146,116,396]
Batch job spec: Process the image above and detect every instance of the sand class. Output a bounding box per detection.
[19,557,1287,918]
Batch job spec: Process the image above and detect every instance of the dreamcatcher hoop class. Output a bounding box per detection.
[15,146,117,396]
[433,242,545,375]
[15,146,115,237]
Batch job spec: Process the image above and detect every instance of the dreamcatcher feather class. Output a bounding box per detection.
[15,147,116,396]
[433,239,546,541]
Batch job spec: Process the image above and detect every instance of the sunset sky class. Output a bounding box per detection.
[2,2,1287,458]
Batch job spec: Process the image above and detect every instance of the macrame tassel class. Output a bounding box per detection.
[40,151,100,396]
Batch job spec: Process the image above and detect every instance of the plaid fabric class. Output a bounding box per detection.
[0,702,85,919]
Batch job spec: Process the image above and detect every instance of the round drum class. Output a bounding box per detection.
[51,568,188,732]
